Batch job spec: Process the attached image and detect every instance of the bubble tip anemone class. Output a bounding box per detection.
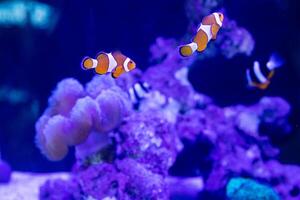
[35,75,131,161]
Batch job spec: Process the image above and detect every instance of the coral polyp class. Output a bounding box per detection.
[35,77,130,161]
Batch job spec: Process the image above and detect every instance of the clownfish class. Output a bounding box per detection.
[128,82,151,106]
[246,53,284,90]
[179,12,224,57]
[81,51,136,78]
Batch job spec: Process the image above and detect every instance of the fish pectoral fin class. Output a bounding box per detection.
[211,24,219,40]
[112,65,124,79]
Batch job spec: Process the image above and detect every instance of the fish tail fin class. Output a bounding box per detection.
[179,42,198,57]
[81,57,98,70]
[267,53,285,70]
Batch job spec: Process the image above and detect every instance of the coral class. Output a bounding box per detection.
[116,111,182,175]
[35,0,298,199]
[116,158,168,199]
[226,177,280,200]
[217,17,255,58]
[253,160,300,200]
[71,159,169,200]
[37,59,294,199]
[36,46,292,199]
[185,0,223,31]
[35,76,131,161]
[143,38,195,105]
[76,162,129,199]
[174,97,290,194]
[0,160,11,183]
[39,178,81,200]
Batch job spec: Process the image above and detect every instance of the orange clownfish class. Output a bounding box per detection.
[179,12,224,57]
[81,51,136,78]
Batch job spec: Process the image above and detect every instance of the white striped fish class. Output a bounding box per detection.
[128,82,151,106]
[246,53,284,90]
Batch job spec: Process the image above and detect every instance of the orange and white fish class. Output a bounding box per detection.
[179,12,224,57]
[246,53,284,90]
[81,51,136,78]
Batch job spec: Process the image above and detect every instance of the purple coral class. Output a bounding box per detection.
[217,17,255,58]
[37,46,293,200]
[116,111,182,175]
[77,162,128,199]
[174,95,291,197]
[72,159,167,200]
[185,0,223,33]
[39,178,81,200]
[35,76,131,161]
[116,158,168,199]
